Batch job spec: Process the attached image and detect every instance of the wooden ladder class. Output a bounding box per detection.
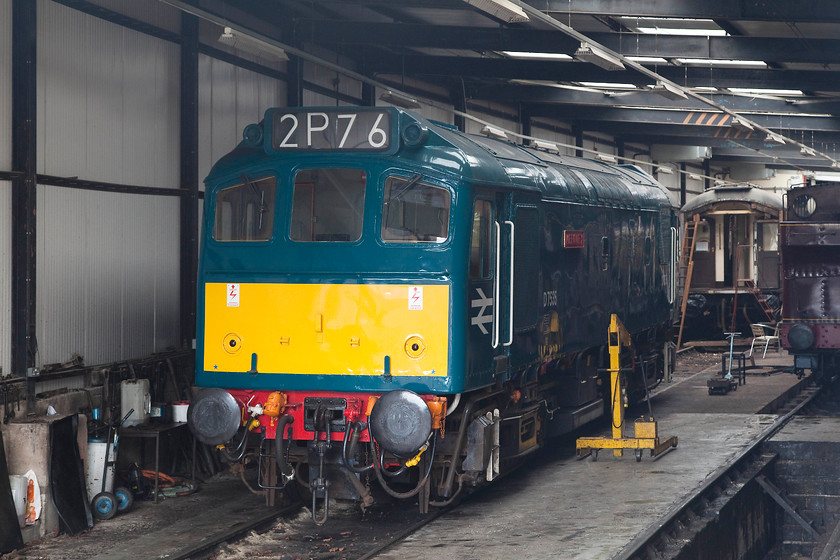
[742,278,777,324]
[676,214,701,349]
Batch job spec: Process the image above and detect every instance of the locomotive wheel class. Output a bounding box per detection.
[91,492,118,520]
[114,486,134,513]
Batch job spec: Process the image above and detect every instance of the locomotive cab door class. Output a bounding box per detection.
[467,193,541,386]
[467,198,498,385]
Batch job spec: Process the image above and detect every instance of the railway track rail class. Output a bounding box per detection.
[180,489,454,560]
[615,376,822,560]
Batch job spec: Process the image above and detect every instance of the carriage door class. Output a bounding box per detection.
[756,220,780,289]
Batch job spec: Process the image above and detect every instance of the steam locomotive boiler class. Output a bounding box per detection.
[780,180,840,379]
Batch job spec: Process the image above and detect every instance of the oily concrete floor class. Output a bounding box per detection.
[375,351,799,560]
[2,350,800,560]
[1,472,280,560]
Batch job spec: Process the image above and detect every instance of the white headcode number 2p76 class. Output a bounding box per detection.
[272,109,390,151]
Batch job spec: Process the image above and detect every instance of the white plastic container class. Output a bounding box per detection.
[172,402,189,423]
[9,475,27,528]
[85,441,116,500]
[121,378,150,427]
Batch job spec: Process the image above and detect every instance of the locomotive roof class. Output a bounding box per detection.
[681,185,783,216]
[424,118,674,211]
[207,107,675,212]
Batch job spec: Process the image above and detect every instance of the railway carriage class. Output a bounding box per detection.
[680,185,782,339]
[780,181,840,379]
[188,106,679,522]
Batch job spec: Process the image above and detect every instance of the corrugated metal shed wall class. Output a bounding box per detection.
[35,189,179,364]
[0,1,11,376]
[303,54,362,107]
[90,0,181,35]
[37,0,180,185]
[34,0,181,366]
[198,54,286,185]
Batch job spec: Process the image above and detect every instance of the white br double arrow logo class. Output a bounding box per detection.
[471,288,494,335]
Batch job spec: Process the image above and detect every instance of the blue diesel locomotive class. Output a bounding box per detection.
[188,106,679,522]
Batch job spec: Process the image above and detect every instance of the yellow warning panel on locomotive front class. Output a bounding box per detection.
[203,283,450,377]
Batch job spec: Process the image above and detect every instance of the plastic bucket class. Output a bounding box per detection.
[9,475,27,528]
[172,402,189,423]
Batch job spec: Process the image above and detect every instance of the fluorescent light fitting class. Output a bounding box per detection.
[480,125,509,140]
[729,87,804,96]
[675,58,766,68]
[574,42,625,71]
[626,56,669,65]
[766,132,786,145]
[461,0,529,23]
[218,27,289,61]
[530,140,560,153]
[800,146,816,156]
[579,81,637,89]
[650,81,687,100]
[729,117,754,132]
[502,51,572,61]
[656,166,674,175]
[637,27,728,37]
[379,90,421,109]
[688,173,702,180]
[595,153,617,163]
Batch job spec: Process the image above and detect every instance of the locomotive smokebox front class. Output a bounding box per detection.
[188,388,242,445]
[369,389,432,458]
[788,323,815,351]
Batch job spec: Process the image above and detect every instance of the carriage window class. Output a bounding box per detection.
[290,168,366,242]
[695,222,711,251]
[213,176,276,241]
[470,200,493,279]
[759,222,779,251]
[381,175,451,243]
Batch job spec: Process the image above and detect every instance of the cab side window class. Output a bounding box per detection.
[213,176,276,242]
[470,200,493,279]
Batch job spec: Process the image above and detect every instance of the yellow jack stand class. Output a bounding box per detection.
[576,314,678,462]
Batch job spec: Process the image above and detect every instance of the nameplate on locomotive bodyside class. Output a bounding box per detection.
[564,230,585,248]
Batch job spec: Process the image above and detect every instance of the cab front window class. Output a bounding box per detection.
[290,168,366,242]
[213,176,276,242]
[381,174,451,243]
